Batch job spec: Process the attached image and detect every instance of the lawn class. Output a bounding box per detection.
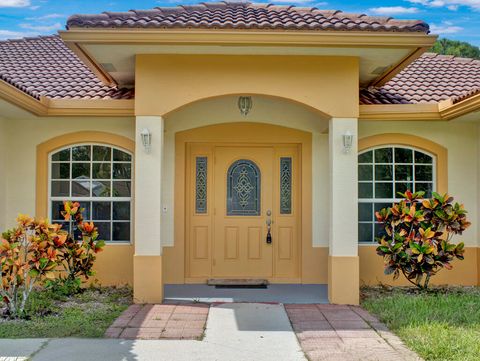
[0,286,132,338]
[362,286,480,361]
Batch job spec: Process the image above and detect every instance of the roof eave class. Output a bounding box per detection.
[0,79,134,117]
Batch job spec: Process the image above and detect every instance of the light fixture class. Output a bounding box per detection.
[342,131,354,154]
[238,96,252,116]
[140,128,152,153]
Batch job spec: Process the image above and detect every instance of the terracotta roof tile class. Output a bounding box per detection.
[66,2,429,33]
[0,35,133,100]
[360,53,480,105]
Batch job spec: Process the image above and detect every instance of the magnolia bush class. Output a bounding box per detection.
[376,191,470,289]
[0,201,104,318]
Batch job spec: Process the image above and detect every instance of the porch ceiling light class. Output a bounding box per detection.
[238,96,252,116]
[140,128,152,154]
[342,131,354,154]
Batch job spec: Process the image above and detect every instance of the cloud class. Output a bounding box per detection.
[406,0,480,10]
[0,0,30,7]
[369,6,420,15]
[25,13,66,20]
[429,23,464,33]
[19,22,62,32]
[0,29,37,39]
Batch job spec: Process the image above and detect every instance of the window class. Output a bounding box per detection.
[227,159,261,216]
[358,146,435,243]
[49,144,133,243]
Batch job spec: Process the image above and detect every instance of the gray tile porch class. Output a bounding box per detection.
[164,284,329,304]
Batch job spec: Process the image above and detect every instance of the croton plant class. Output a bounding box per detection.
[0,201,104,318]
[375,191,470,289]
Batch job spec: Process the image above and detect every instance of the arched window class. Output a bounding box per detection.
[227,159,261,216]
[49,144,132,243]
[358,146,436,243]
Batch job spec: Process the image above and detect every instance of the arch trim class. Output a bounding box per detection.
[358,133,447,193]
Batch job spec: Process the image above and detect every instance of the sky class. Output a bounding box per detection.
[0,0,479,46]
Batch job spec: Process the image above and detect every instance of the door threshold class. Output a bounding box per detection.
[207,278,269,287]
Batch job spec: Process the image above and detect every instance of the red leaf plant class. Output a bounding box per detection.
[375,191,470,289]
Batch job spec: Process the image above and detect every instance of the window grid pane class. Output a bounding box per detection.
[49,144,132,243]
[358,146,436,243]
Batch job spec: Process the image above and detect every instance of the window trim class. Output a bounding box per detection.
[48,143,133,244]
[36,131,135,245]
[358,145,437,244]
[358,133,448,246]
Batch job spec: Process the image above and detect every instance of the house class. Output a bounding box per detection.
[0,2,479,305]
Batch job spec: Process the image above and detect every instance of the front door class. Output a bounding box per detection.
[213,146,274,278]
[186,142,300,281]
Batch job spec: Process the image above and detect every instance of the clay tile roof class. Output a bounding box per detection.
[360,53,480,105]
[0,35,133,100]
[66,1,429,33]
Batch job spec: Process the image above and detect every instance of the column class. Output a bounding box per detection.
[328,118,359,305]
[134,116,164,303]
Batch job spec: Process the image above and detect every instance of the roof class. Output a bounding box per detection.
[66,1,429,33]
[0,35,133,100]
[360,53,480,105]
[0,33,479,106]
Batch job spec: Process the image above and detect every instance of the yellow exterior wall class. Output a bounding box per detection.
[359,121,479,286]
[3,116,135,286]
[359,246,478,286]
[0,117,7,231]
[359,121,478,247]
[135,54,359,118]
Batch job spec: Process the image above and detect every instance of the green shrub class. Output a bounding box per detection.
[375,191,470,289]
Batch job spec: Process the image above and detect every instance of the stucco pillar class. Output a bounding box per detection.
[328,118,359,305]
[134,116,164,303]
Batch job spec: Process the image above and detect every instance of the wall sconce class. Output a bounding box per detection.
[238,96,252,116]
[342,131,354,154]
[140,128,152,153]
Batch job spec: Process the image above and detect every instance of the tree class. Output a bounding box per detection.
[430,38,480,59]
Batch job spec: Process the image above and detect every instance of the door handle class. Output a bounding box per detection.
[266,209,272,244]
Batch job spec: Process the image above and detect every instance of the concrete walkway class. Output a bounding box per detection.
[0,303,305,361]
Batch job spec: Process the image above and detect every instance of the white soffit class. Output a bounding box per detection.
[82,44,413,87]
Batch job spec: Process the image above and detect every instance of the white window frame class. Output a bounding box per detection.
[48,142,133,244]
[358,145,437,244]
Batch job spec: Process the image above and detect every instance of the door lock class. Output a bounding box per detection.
[266,209,272,244]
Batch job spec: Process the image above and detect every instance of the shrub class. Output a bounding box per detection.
[52,201,105,294]
[0,216,67,318]
[375,191,470,289]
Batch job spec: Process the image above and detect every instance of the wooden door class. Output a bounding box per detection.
[213,146,274,278]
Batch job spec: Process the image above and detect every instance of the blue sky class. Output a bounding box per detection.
[0,0,479,46]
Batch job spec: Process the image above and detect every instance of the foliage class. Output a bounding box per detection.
[1,202,105,318]
[0,286,132,338]
[362,286,480,361]
[430,38,480,59]
[0,216,67,318]
[375,191,470,289]
[49,201,105,295]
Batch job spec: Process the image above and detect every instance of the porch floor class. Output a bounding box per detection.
[164,284,328,304]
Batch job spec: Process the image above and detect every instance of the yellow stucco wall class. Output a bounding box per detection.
[135,54,359,118]
[358,120,479,286]
[2,116,135,286]
[359,121,478,247]
[0,117,7,231]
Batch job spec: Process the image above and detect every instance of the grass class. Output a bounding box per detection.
[362,286,480,361]
[0,286,132,338]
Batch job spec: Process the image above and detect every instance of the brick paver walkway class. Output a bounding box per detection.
[105,303,209,340]
[285,304,421,361]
